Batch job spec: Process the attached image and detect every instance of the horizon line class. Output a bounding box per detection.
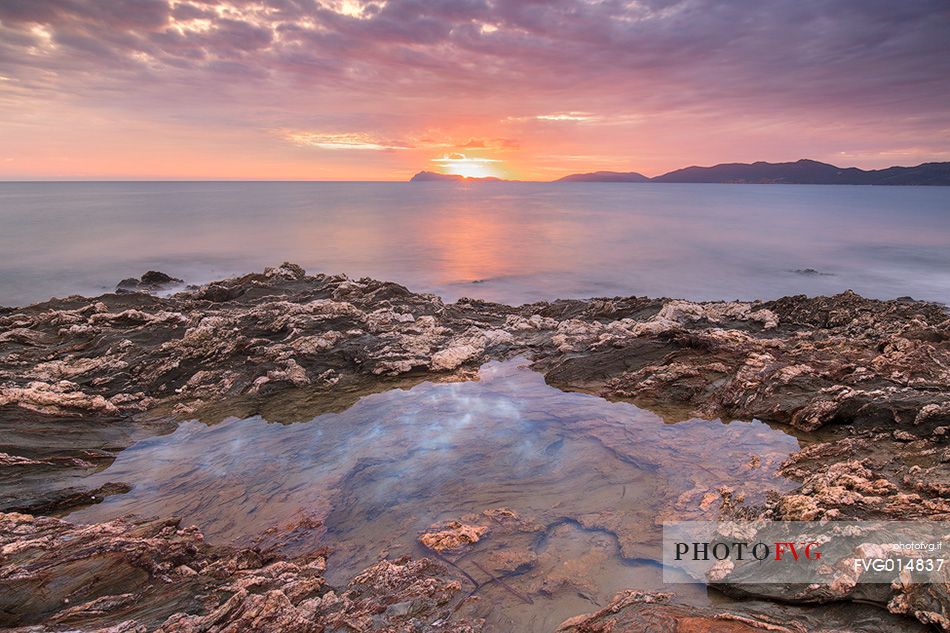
[4,157,948,184]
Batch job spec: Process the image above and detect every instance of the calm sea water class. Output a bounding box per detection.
[1,181,948,307]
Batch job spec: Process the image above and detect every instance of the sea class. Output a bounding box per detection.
[1,181,948,307]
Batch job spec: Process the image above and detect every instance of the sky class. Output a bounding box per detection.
[1,0,949,181]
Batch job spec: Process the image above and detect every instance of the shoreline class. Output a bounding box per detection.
[1,264,947,631]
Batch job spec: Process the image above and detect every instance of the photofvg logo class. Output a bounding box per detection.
[673,540,822,563]
[662,521,949,586]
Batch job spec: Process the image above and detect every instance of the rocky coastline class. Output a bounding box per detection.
[1,264,947,632]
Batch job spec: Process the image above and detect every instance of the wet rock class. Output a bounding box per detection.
[713,429,950,630]
[263,262,306,280]
[555,589,925,632]
[0,408,170,516]
[420,521,489,552]
[773,433,950,521]
[195,283,244,302]
[3,265,949,632]
[0,512,204,627]
[889,574,950,631]
[116,271,183,294]
[791,268,834,276]
[4,481,132,515]
[431,344,481,371]
[3,265,945,435]
[0,512,481,632]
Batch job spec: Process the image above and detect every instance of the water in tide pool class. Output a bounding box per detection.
[1,181,949,307]
[69,359,801,632]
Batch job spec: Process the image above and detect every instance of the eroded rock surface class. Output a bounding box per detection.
[116,271,185,295]
[554,590,930,632]
[1,264,948,632]
[712,428,950,630]
[0,512,480,632]
[2,264,946,432]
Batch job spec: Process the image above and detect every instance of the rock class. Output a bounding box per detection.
[141,271,180,286]
[555,589,922,632]
[0,380,119,415]
[2,266,949,632]
[263,262,306,280]
[3,267,945,434]
[791,268,834,276]
[711,430,950,630]
[0,512,480,632]
[419,521,488,552]
[195,283,243,302]
[430,344,480,371]
[4,482,132,515]
[916,403,950,425]
[115,271,183,294]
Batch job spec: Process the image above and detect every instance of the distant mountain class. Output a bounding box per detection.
[651,159,950,185]
[412,161,950,185]
[409,171,505,182]
[555,170,649,183]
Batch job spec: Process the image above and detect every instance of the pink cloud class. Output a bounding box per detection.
[0,0,948,179]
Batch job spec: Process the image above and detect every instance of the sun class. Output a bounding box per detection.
[444,161,498,178]
[433,153,503,179]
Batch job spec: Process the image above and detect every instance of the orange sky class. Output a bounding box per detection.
[1,1,949,180]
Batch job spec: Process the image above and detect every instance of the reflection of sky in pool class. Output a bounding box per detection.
[69,359,800,631]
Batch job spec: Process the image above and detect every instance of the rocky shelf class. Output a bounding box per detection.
[1,263,947,631]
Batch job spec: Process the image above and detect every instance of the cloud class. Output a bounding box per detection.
[2,0,946,115]
[286,131,411,151]
[533,112,598,122]
[431,151,504,177]
[323,1,389,20]
[432,153,500,164]
[1,0,948,177]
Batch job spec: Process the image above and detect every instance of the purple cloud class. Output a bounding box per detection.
[0,0,948,178]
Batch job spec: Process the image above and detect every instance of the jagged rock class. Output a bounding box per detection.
[3,266,945,432]
[711,429,950,630]
[0,512,480,632]
[555,589,927,632]
[2,265,949,632]
[116,271,183,294]
[419,521,488,552]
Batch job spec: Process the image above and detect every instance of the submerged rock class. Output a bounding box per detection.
[420,521,489,552]
[791,267,834,276]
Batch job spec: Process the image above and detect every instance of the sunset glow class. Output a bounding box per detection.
[1,6,950,630]
[0,1,948,180]
[434,154,504,179]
